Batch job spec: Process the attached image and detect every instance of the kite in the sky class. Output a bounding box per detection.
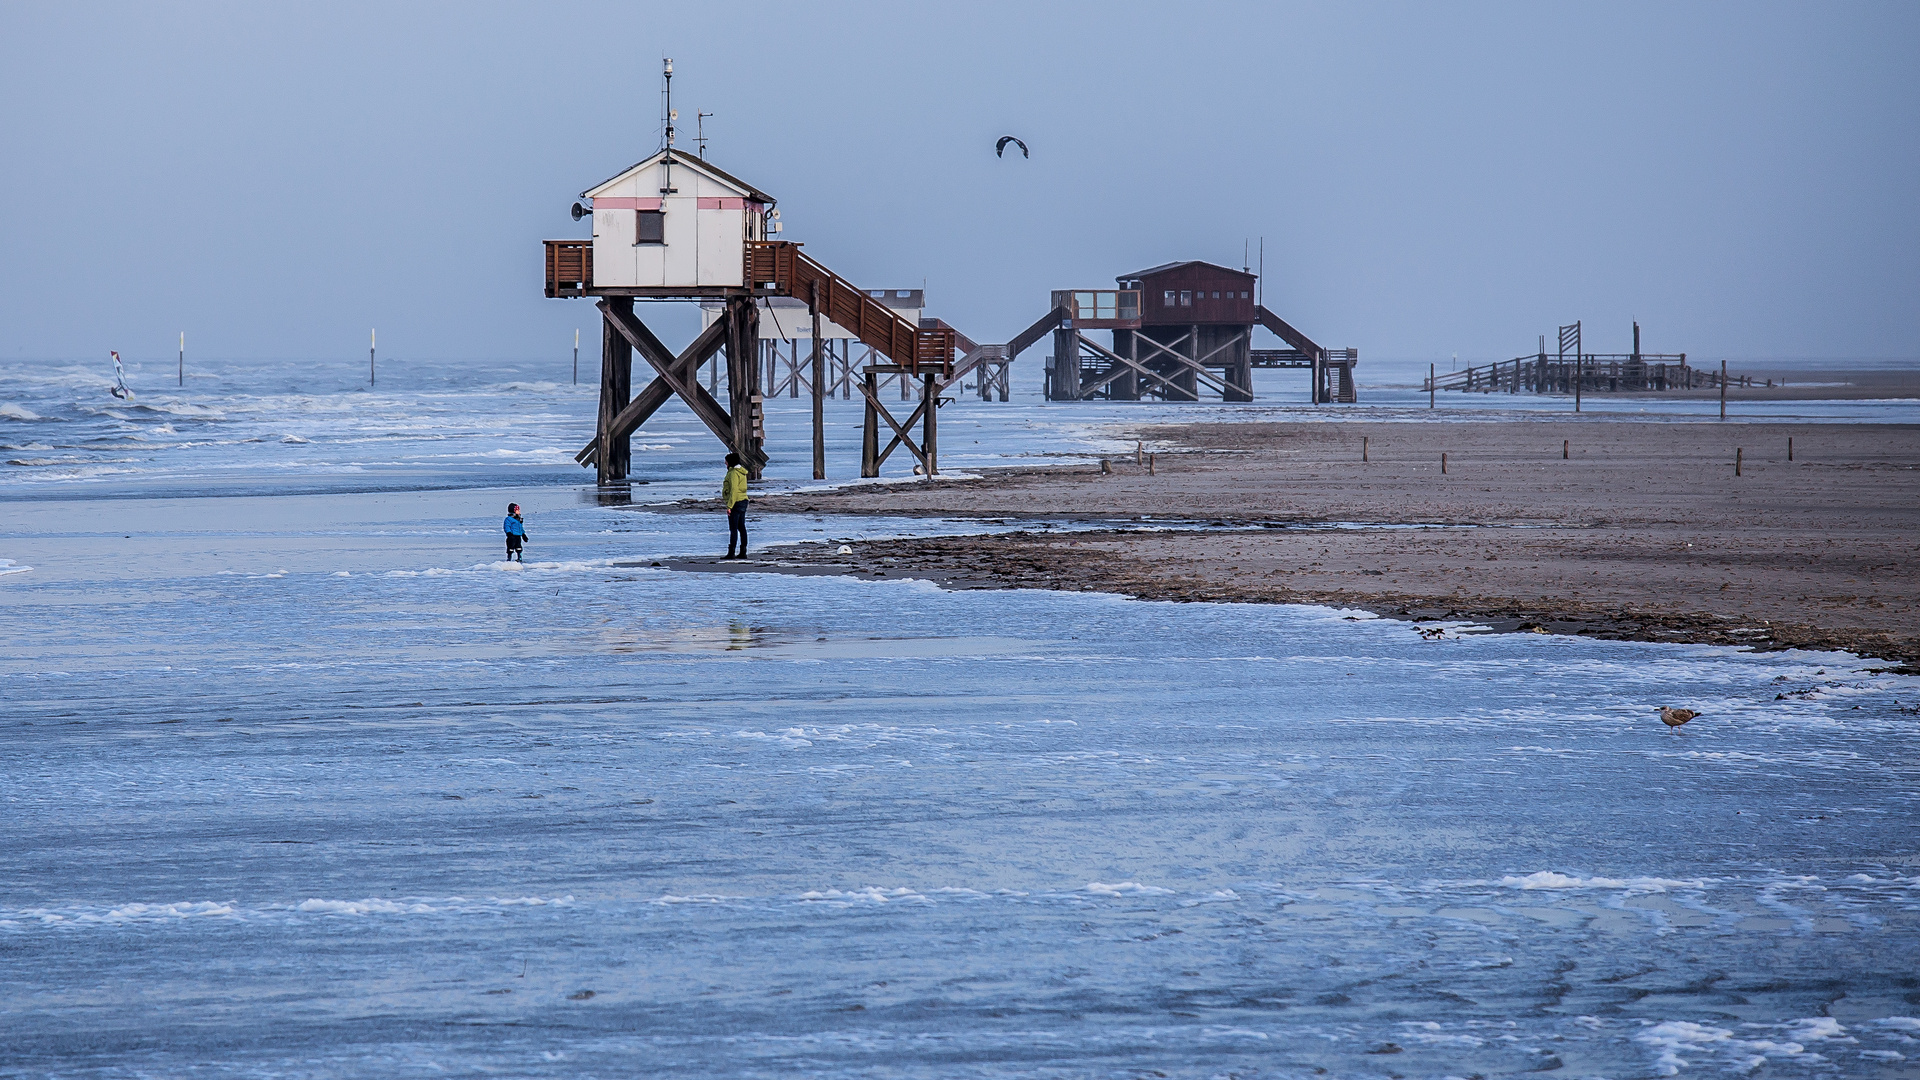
[995,136,1028,159]
[109,351,134,400]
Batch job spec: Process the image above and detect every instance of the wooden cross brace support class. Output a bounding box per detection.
[858,377,931,475]
[1121,331,1242,398]
[576,301,765,474]
[1077,333,1206,401]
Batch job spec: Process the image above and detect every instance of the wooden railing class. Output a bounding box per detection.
[544,240,592,298]
[745,241,954,375]
[1427,353,1694,394]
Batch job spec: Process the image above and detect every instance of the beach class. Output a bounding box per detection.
[748,419,1920,667]
[6,358,1920,1077]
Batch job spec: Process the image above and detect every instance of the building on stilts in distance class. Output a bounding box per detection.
[1024,260,1357,403]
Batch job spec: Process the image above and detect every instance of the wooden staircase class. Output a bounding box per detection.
[745,242,955,375]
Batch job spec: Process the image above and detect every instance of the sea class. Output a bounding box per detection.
[4,354,1917,1078]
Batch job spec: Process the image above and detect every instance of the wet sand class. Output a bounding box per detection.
[734,420,1920,668]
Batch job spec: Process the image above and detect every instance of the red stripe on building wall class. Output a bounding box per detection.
[590,197,663,211]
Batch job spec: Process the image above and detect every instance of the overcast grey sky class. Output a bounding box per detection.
[3,1,1915,364]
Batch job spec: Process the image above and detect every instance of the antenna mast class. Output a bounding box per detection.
[659,58,678,195]
[697,111,712,158]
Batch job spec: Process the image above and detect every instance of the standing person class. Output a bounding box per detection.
[722,453,749,559]
[503,503,526,562]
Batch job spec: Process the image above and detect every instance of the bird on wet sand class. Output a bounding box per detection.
[1660,706,1700,732]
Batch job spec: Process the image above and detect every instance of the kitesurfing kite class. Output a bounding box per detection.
[995,136,1028,159]
[109,351,134,400]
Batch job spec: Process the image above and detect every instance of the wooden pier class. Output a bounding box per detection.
[1424,322,1735,397]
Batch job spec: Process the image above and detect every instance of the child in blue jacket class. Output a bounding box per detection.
[503,504,526,561]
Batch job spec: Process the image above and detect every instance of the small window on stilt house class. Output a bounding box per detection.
[635,210,665,245]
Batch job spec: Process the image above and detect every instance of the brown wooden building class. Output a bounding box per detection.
[1038,260,1353,403]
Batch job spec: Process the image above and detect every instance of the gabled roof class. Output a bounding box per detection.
[582,149,777,205]
[1116,260,1256,282]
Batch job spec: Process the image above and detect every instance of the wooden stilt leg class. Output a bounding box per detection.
[597,298,633,484]
[861,371,879,478]
[811,283,826,481]
[922,372,937,477]
[726,296,764,480]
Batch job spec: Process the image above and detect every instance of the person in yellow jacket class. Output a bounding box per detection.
[722,452,750,559]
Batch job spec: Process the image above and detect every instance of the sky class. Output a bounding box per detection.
[2,1,1916,366]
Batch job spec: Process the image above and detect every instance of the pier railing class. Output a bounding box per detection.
[543,240,592,298]
[1425,353,1725,395]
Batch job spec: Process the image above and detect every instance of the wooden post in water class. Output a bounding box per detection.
[921,372,938,478]
[1720,359,1728,419]
[178,331,184,386]
[572,328,579,385]
[1429,363,1435,409]
[369,328,376,386]
[860,371,879,478]
[810,281,826,481]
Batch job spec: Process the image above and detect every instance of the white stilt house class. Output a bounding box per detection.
[580,150,777,292]
[544,148,957,488]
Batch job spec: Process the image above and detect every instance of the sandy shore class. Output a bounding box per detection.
[722,419,1920,668]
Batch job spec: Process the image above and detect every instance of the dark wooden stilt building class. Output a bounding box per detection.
[1021,260,1357,403]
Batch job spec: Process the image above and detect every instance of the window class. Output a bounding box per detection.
[1180,290,1192,306]
[1164,290,1177,307]
[635,210,665,244]
[1212,291,1221,299]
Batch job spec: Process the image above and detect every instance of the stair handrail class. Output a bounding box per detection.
[746,241,953,375]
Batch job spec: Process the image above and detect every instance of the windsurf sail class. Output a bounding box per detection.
[109,351,134,400]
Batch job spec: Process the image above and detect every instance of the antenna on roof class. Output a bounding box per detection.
[696,111,712,158]
[659,58,678,195]
[661,58,675,150]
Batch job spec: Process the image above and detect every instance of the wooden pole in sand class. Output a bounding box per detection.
[921,372,938,478]
[1362,436,1368,463]
[1429,363,1435,409]
[1736,447,1743,476]
[1788,436,1794,462]
[1720,359,1728,419]
[1441,452,1448,474]
[811,281,826,481]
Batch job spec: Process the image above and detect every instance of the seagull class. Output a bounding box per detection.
[995,135,1028,159]
[1659,706,1700,732]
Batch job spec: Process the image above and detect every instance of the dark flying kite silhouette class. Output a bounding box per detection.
[996,136,1028,159]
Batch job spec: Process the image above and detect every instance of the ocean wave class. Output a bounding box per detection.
[0,403,42,420]
[1498,871,1708,892]
[0,894,575,930]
